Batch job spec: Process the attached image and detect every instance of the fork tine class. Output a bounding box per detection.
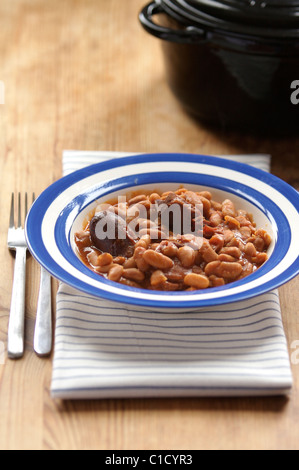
[24,193,28,220]
[9,193,14,229]
[17,192,22,228]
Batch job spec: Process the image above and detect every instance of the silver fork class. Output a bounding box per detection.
[7,193,33,359]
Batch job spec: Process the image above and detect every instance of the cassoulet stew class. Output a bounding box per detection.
[74,188,272,291]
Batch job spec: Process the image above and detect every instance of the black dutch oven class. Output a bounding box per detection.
[139,0,299,136]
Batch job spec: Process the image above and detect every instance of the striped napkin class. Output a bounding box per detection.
[50,151,293,399]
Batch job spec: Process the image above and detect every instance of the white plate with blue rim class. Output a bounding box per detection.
[25,153,299,310]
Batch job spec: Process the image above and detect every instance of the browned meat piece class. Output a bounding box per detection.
[89,211,135,257]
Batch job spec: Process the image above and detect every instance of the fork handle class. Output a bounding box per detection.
[7,247,27,359]
[34,266,52,356]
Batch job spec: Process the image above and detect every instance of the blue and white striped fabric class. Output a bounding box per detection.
[50,151,293,399]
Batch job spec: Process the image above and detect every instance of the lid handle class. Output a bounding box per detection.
[139,1,206,44]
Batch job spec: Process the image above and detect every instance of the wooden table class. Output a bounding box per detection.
[0,0,298,450]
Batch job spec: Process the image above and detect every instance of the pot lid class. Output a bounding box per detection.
[160,0,299,39]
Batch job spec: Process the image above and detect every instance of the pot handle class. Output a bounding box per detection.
[139,1,206,43]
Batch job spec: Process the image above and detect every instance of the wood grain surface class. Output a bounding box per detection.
[0,0,298,450]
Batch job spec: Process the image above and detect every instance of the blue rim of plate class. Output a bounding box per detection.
[25,153,299,309]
